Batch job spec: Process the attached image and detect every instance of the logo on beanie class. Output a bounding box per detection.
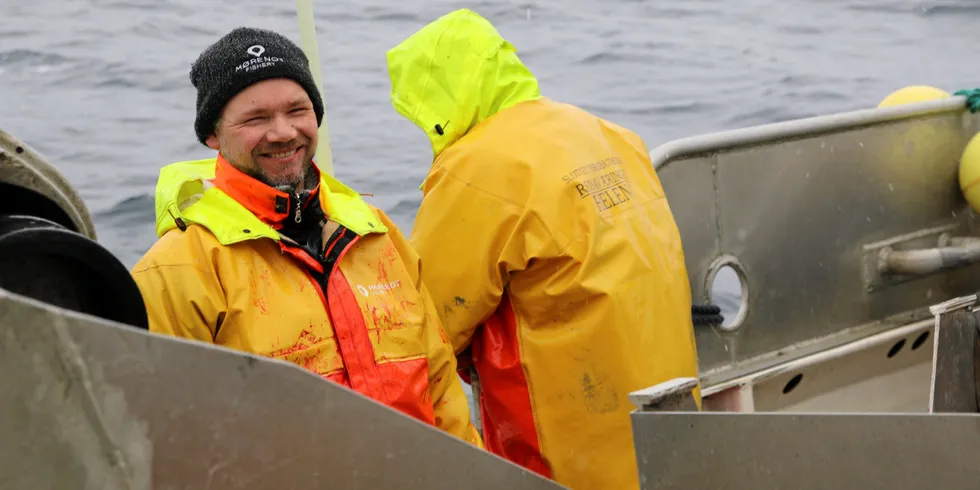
[236,44,284,73]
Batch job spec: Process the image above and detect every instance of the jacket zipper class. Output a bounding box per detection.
[293,192,303,224]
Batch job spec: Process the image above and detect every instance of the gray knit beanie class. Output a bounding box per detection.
[189,27,325,145]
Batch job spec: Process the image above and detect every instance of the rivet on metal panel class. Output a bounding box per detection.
[704,254,749,332]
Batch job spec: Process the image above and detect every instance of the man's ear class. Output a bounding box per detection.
[205,132,220,150]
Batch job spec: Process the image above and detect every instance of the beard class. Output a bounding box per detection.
[252,154,314,190]
[222,136,317,192]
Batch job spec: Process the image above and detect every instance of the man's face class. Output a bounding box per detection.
[206,78,318,190]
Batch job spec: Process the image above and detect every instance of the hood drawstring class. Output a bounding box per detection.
[434,120,450,135]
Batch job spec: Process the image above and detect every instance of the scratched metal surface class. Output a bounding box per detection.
[652,98,980,385]
[0,289,566,490]
[630,410,980,490]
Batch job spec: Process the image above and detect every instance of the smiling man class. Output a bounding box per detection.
[131,27,481,448]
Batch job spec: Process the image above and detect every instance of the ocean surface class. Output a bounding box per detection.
[3,1,978,331]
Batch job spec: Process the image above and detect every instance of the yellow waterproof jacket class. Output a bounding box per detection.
[387,9,700,490]
[130,156,481,447]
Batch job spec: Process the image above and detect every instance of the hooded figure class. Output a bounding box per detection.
[386,9,701,490]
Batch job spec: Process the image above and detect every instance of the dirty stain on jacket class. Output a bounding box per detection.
[130,155,482,448]
[387,8,700,490]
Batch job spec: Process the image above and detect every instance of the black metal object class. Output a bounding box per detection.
[0,214,149,330]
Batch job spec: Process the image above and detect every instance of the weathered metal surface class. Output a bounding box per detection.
[628,377,700,412]
[0,289,565,490]
[928,295,980,413]
[653,96,980,385]
[877,234,980,279]
[630,410,980,490]
[715,319,934,413]
[0,129,96,238]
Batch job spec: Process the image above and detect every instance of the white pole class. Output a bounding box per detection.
[295,0,334,176]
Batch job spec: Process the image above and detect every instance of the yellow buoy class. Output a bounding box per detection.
[878,85,951,108]
[959,132,980,213]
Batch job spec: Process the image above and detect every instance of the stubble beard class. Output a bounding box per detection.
[221,147,316,193]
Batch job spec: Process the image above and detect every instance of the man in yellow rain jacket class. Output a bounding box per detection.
[386,9,701,490]
[131,27,481,448]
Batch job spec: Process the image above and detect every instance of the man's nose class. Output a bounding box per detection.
[266,114,298,142]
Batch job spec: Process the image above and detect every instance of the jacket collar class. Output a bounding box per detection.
[212,154,321,229]
[153,156,388,242]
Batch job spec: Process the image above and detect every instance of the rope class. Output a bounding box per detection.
[692,304,724,327]
[954,88,980,113]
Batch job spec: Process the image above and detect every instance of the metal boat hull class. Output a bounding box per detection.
[4,95,980,488]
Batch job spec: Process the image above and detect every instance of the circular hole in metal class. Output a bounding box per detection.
[783,374,803,394]
[911,331,930,351]
[887,339,906,358]
[705,256,748,331]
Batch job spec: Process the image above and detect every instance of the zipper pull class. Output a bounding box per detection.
[293,193,302,224]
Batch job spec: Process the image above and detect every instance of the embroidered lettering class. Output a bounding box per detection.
[355,280,403,297]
